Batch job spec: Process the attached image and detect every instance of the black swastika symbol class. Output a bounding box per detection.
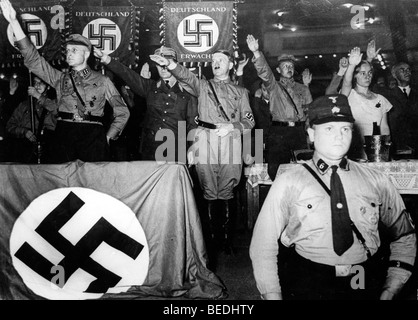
[183,19,213,47]
[14,191,144,293]
[88,24,117,51]
[22,19,43,47]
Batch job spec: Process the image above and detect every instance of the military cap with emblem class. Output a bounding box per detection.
[65,34,92,51]
[308,94,355,125]
[277,53,297,64]
[154,46,177,61]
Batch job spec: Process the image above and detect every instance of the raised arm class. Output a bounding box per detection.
[341,47,363,96]
[325,57,349,95]
[0,0,25,41]
[366,40,381,63]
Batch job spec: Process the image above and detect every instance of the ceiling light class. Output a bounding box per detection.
[277,23,284,29]
[333,54,337,58]
[305,56,308,59]
[342,3,353,8]
[319,55,323,58]
[290,27,297,32]
[276,11,286,17]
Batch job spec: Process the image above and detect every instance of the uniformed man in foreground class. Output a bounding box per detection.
[0,0,130,163]
[250,94,416,300]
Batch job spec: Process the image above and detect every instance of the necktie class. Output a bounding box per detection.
[330,165,353,255]
[403,88,408,98]
[165,80,170,88]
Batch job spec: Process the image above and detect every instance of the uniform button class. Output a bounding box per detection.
[164,111,167,114]
[336,203,343,209]
[163,119,165,122]
[166,102,169,105]
[168,94,171,97]
[307,204,312,209]
[159,127,162,130]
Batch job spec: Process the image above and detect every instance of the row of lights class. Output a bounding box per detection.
[0,73,18,80]
[300,52,387,70]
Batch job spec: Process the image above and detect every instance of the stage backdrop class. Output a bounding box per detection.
[162,1,236,63]
[0,161,226,300]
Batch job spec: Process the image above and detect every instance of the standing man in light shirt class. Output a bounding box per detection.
[0,0,130,163]
[150,49,255,270]
[250,94,416,300]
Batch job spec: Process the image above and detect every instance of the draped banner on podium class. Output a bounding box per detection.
[0,1,66,66]
[162,1,235,63]
[0,161,226,300]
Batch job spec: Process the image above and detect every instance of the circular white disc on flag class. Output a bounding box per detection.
[177,13,219,53]
[83,18,121,54]
[10,187,149,300]
[7,13,47,49]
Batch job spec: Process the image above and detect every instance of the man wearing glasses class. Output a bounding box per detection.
[387,62,418,159]
[0,0,130,163]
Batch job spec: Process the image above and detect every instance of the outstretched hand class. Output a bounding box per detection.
[246,34,259,52]
[149,54,169,67]
[348,47,363,66]
[302,68,312,86]
[0,0,17,23]
[93,47,110,64]
[366,40,381,61]
[140,62,151,79]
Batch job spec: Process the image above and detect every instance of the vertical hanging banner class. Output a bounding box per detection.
[163,1,235,63]
[70,5,138,67]
[0,1,66,66]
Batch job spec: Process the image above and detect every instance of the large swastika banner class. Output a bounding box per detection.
[0,161,226,300]
[163,1,234,63]
[71,6,136,66]
[0,1,65,65]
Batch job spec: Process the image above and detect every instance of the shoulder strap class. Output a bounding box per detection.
[302,163,330,195]
[208,80,230,121]
[301,163,372,259]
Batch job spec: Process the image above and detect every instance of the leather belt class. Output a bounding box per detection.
[272,121,305,127]
[195,118,217,130]
[58,112,104,125]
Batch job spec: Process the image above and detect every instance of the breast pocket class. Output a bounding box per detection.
[353,195,381,227]
[293,195,326,229]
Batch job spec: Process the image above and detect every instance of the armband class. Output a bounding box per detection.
[388,260,414,272]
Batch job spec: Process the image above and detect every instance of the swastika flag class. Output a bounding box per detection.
[0,161,226,300]
[164,1,234,63]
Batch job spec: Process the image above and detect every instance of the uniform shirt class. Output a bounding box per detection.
[6,97,57,138]
[105,59,198,134]
[170,64,254,132]
[17,37,129,140]
[250,155,416,296]
[252,52,312,122]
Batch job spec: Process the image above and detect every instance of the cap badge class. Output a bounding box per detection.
[331,106,340,114]
[328,96,338,104]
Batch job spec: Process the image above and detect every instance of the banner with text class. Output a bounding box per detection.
[71,6,137,67]
[163,1,234,63]
[0,1,65,66]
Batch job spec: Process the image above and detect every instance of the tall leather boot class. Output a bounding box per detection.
[222,198,236,255]
[206,199,219,271]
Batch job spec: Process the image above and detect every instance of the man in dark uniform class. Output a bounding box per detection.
[246,34,312,180]
[250,94,416,300]
[93,46,198,162]
[1,0,130,163]
[386,62,418,158]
